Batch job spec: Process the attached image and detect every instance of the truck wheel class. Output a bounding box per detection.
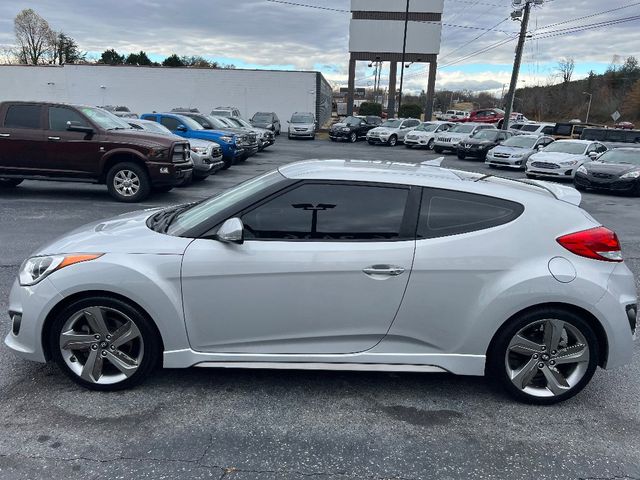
[106,162,151,203]
[0,178,23,187]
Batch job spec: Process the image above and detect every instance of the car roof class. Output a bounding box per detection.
[555,139,594,144]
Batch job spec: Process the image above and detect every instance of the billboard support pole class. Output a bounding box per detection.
[347,54,356,116]
[388,62,398,118]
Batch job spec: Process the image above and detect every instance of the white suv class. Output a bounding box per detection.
[210,107,242,118]
[366,118,422,146]
[433,123,496,153]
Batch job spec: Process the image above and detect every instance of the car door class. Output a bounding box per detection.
[0,103,45,173]
[399,119,419,140]
[160,116,188,138]
[42,105,98,177]
[388,187,525,353]
[181,181,418,354]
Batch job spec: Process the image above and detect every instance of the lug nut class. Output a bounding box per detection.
[101,350,108,357]
[94,334,101,340]
[538,363,545,369]
[91,344,98,350]
[550,360,556,366]
[110,345,116,351]
[541,346,546,351]
[106,335,112,341]
[551,350,557,355]
[533,354,539,359]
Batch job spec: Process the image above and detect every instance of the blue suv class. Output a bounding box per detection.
[141,113,242,169]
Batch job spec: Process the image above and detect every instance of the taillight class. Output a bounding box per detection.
[557,227,623,262]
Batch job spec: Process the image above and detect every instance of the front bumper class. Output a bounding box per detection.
[367,135,391,145]
[457,145,490,158]
[329,131,352,141]
[574,172,638,192]
[289,130,315,138]
[526,164,576,178]
[485,154,526,168]
[433,140,459,150]
[404,137,430,147]
[5,278,64,363]
[148,160,194,186]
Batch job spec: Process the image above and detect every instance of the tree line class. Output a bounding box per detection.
[3,9,234,69]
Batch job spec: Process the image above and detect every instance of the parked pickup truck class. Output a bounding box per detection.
[0,101,193,202]
[141,113,242,169]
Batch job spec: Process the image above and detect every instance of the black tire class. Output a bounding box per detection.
[311,135,316,140]
[427,139,435,150]
[388,135,398,147]
[288,134,292,140]
[106,162,151,203]
[152,185,174,193]
[433,146,443,154]
[221,157,233,170]
[192,175,208,182]
[633,182,640,197]
[526,173,537,179]
[457,152,466,160]
[488,164,497,169]
[368,140,375,145]
[405,144,412,149]
[330,137,337,142]
[349,132,357,143]
[0,178,23,187]
[49,296,162,391]
[574,182,586,191]
[487,308,599,405]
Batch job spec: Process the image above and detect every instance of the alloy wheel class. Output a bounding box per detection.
[505,319,590,398]
[350,132,357,143]
[113,170,141,197]
[59,306,144,385]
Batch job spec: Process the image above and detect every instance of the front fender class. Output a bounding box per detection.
[100,148,149,172]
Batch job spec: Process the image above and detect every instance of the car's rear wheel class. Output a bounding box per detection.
[49,296,161,391]
[349,132,357,143]
[0,178,23,187]
[106,162,151,203]
[488,308,598,405]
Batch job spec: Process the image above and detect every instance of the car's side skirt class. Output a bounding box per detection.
[194,362,447,373]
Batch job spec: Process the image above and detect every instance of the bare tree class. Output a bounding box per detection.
[557,57,575,84]
[14,9,53,65]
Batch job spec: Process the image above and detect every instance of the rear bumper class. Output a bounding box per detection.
[574,173,637,192]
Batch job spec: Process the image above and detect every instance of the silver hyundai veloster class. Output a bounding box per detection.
[6,160,637,404]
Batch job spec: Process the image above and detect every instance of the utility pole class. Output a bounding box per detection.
[583,91,593,123]
[397,0,410,114]
[502,0,536,131]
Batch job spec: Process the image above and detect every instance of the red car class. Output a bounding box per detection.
[451,108,506,128]
[615,122,635,130]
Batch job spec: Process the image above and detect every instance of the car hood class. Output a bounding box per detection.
[188,138,217,148]
[529,152,583,164]
[491,145,533,155]
[440,132,469,140]
[584,162,640,176]
[331,122,346,128]
[107,129,180,148]
[464,139,495,146]
[251,121,273,128]
[369,127,398,134]
[33,209,193,257]
[408,130,435,137]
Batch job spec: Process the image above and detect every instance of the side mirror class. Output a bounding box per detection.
[588,152,598,160]
[66,121,94,134]
[537,144,544,151]
[216,218,244,244]
[176,125,187,132]
[287,120,291,124]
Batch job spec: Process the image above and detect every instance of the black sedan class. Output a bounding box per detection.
[330,116,382,143]
[574,147,640,195]
[457,130,512,160]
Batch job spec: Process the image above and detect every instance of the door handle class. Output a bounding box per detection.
[48,136,61,141]
[0,133,9,138]
[363,265,406,277]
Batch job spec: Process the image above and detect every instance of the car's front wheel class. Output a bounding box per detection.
[0,178,23,187]
[106,162,151,203]
[427,139,435,150]
[349,132,357,143]
[388,135,398,147]
[488,308,598,404]
[50,296,161,391]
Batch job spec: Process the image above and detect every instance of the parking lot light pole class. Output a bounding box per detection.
[583,92,593,124]
[397,0,410,114]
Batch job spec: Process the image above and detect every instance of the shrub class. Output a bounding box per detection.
[399,103,423,119]
[358,102,383,116]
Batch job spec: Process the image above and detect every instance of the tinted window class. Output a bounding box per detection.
[541,126,554,135]
[417,188,523,239]
[160,117,181,131]
[242,183,409,241]
[48,107,90,131]
[4,105,41,129]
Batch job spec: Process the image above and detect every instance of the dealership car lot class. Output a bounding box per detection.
[1,138,639,479]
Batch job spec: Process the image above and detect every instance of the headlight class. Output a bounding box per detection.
[191,146,208,154]
[19,254,103,286]
[621,170,640,179]
[149,147,169,159]
[560,160,579,166]
[577,165,588,175]
[511,153,524,158]
[219,136,233,144]
[267,124,273,129]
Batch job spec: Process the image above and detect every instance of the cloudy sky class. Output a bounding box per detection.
[1,0,638,94]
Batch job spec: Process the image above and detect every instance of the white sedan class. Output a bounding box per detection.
[526,140,608,179]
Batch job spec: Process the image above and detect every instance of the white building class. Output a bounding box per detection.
[0,64,333,127]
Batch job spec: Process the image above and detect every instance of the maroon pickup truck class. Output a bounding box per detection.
[0,101,193,202]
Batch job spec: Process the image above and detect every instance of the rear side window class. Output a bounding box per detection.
[4,104,41,129]
[48,107,90,131]
[417,188,524,239]
[241,182,410,241]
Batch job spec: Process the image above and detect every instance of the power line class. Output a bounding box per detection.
[533,1,640,32]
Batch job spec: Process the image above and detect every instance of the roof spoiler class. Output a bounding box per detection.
[474,174,582,206]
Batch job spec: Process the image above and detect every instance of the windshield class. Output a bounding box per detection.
[597,149,640,165]
[381,120,402,128]
[471,130,499,140]
[520,124,542,132]
[503,136,538,149]
[253,113,273,122]
[416,123,438,132]
[139,122,172,135]
[291,114,314,123]
[82,107,131,130]
[206,116,234,129]
[175,115,204,131]
[166,171,284,236]
[543,141,587,155]
[450,124,475,134]
[227,118,247,128]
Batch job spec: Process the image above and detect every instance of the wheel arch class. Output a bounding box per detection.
[41,290,165,362]
[100,150,149,183]
[485,302,609,370]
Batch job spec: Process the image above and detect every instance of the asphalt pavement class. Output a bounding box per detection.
[1,137,639,480]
